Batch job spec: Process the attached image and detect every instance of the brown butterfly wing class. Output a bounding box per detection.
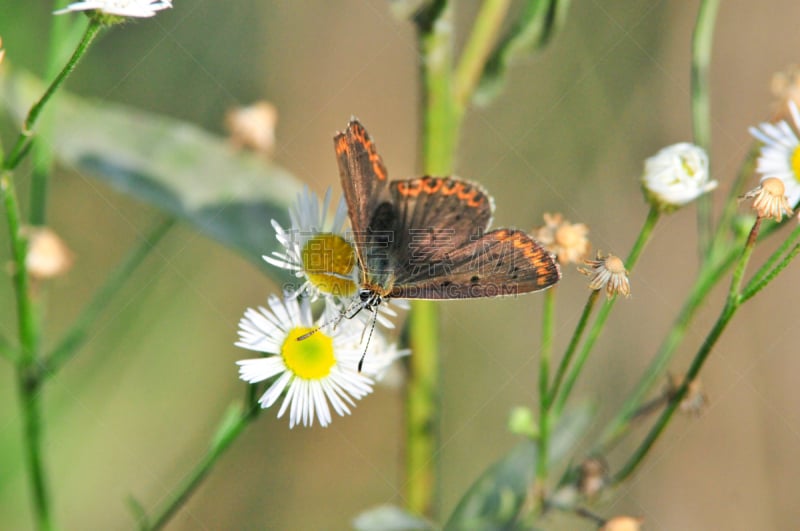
[334,119,389,237]
[388,229,561,299]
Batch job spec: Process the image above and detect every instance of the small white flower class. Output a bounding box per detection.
[641,143,716,211]
[54,0,172,18]
[264,186,406,329]
[749,100,800,208]
[235,294,406,428]
[265,186,358,302]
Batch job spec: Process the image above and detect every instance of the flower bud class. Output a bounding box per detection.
[641,143,716,212]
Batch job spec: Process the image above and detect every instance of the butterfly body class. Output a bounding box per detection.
[335,119,561,307]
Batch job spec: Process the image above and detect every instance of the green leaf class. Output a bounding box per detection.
[474,0,571,106]
[444,402,594,531]
[352,504,435,531]
[1,69,302,274]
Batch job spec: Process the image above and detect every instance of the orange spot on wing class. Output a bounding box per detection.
[335,135,349,155]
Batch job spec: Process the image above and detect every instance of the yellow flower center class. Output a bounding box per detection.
[790,146,800,184]
[282,327,335,379]
[301,234,357,297]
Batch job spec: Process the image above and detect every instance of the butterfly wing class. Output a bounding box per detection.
[389,228,560,299]
[334,119,390,237]
[358,176,494,291]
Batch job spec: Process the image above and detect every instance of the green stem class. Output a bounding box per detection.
[454,0,512,110]
[548,290,598,404]
[29,6,76,224]
[141,392,260,530]
[614,217,760,484]
[741,222,800,301]
[3,19,102,171]
[38,217,175,380]
[535,287,557,501]
[2,171,51,530]
[741,223,800,303]
[405,2,458,518]
[417,3,458,176]
[691,0,721,259]
[553,207,660,415]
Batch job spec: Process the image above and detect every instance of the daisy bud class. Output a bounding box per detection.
[641,143,716,212]
[577,456,608,498]
[533,213,591,265]
[23,227,74,280]
[225,101,278,156]
[601,516,644,531]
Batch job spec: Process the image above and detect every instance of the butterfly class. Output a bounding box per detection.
[334,118,561,353]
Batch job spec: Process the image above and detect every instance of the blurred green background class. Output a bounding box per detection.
[1,1,799,529]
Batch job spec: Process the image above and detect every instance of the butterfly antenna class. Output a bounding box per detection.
[357,309,379,373]
[296,310,346,341]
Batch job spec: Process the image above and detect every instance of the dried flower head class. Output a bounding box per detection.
[579,251,631,299]
[577,456,608,498]
[641,143,716,212]
[225,101,278,155]
[749,102,800,208]
[601,516,644,531]
[23,227,74,280]
[771,65,800,121]
[533,213,590,265]
[741,177,793,221]
[0,36,5,66]
[666,374,708,416]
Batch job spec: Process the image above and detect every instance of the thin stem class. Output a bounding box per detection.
[742,244,800,303]
[141,394,260,530]
[708,145,758,259]
[554,207,660,415]
[2,170,51,529]
[535,287,557,503]
[406,1,456,518]
[38,217,176,380]
[3,19,102,171]
[548,290,598,404]
[613,300,734,483]
[29,7,76,224]
[691,0,721,259]
[614,217,761,484]
[741,222,800,300]
[454,0,512,110]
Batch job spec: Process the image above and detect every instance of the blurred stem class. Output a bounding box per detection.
[553,207,660,415]
[691,0,721,259]
[454,0,512,109]
[39,217,175,380]
[741,223,800,303]
[708,145,757,260]
[2,170,51,530]
[535,287,556,503]
[29,5,76,224]
[614,217,760,484]
[3,19,102,171]
[141,388,261,531]
[407,2,454,517]
[548,290,598,405]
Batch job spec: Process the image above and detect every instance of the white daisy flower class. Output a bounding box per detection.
[235,294,405,428]
[54,0,172,18]
[265,186,407,329]
[749,100,800,208]
[641,143,716,211]
[265,186,358,302]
